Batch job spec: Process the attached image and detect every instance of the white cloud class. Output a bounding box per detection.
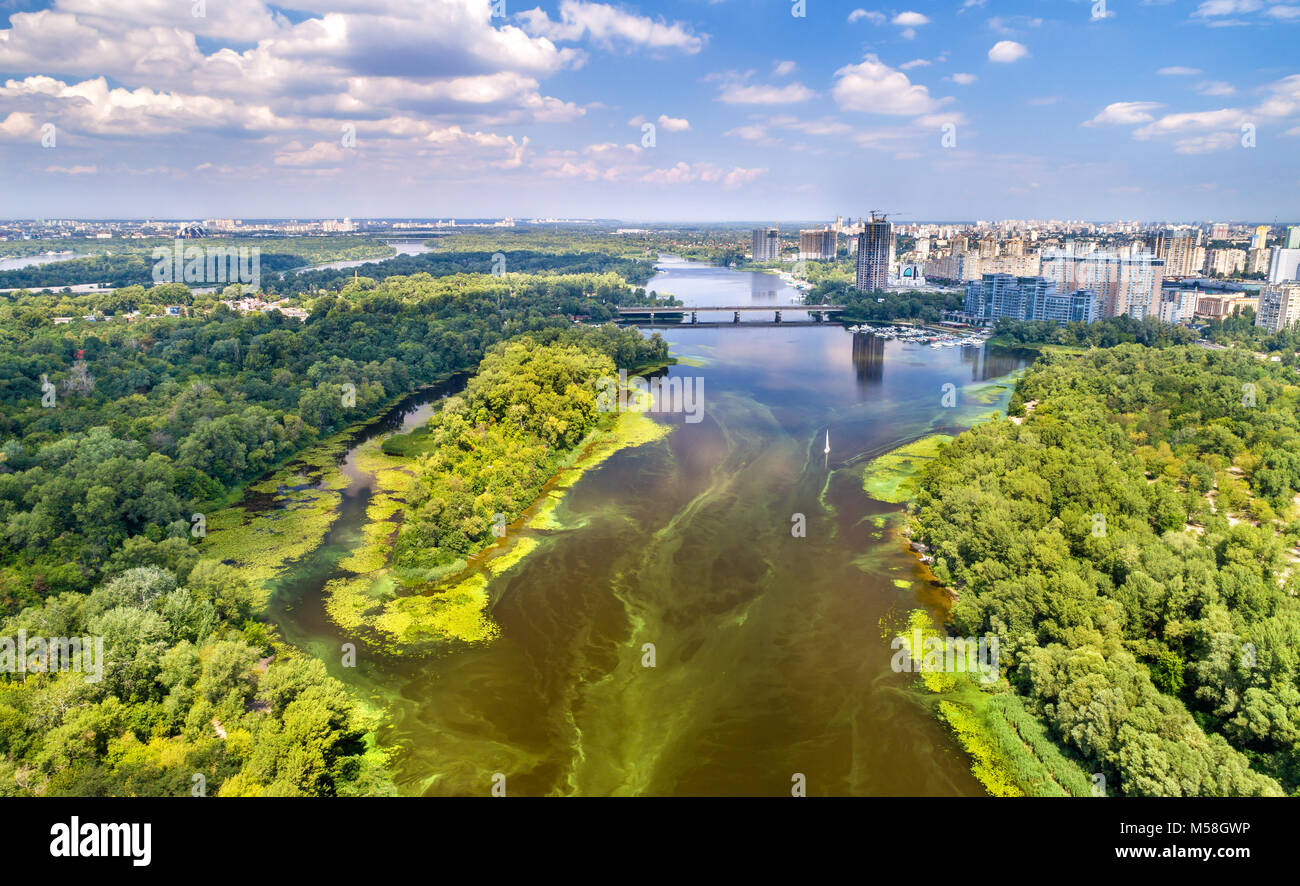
[1132,108,1249,139]
[517,1,706,54]
[0,75,284,137]
[916,112,968,128]
[1196,80,1237,96]
[0,0,600,185]
[1267,4,1300,16]
[1173,132,1240,153]
[724,124,769,142]
[1158,66,1202,75]
[716,74,815,104]
[899,59,930,70]
[646,162,765,188]
[769,115,855,137]
[656,114,690,132]
[1084,74,1300,156]
[949,73,977,85]
[58,0,281,40]
[1191,0,1262,17]
[1084,101,1165,126]
[892,12,931,26]
[832,55,949,115]
[988,15,1043,36]
[988,41,1030,63]
[0,111,42,141]
[773,60,798,76]
[274,140,349,167]
[848,9,886,24]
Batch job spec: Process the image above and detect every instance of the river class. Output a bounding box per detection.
[296,239,431,272]
[0,251,81,272]
[269,254,1033,796]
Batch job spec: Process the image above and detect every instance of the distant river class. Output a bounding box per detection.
[270,254,1032,795]
[299,239,431,272]
[0,251,80,272]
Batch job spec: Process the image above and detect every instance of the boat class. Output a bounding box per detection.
[823,429,830,455]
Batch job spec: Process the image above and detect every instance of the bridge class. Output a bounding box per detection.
[616,305,846,325]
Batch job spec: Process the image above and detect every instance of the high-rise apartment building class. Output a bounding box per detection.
[1210,222,1230,241]
[980,255,1041,277]
[1040,244,1165,318]
[1268,248,1300,284]
[1252,226,1271,251]
[1206,248,1246,277]
[854,214,893,292]
[1154,229,1204,277]
[1248,248,1272,275]
[1158,289,1200,325]
[1255,282,1300,332]
[963,273,1098,325]
[1287,226,1300,250]
[798,228,837,261]
[752,227,780,261]
[923,251,979,283]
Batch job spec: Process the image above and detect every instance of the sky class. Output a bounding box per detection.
[0,0,1298,222]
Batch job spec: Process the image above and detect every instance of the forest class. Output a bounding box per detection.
[807,281,963,323]
[0,268,676,610]
[991,315,1199,349]
[0,256,668,794]
[393,337,626,576]
[911,345,1300,795]
[0,236,393,291]
[0,561,393,796]
[268,248,658,293]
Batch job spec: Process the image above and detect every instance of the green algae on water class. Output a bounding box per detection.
[860,434,952,504]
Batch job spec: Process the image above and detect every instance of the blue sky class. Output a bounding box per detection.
[0,0,1297,221]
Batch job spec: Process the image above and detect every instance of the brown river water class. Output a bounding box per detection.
[267,255,1032,796]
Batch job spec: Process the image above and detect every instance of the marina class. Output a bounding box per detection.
[847,323,991,349]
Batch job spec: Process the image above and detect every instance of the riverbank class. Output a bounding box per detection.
[323,390,670,653]
[983,334,1094,355]
[860,365,1093,796]
[198,378,465,592]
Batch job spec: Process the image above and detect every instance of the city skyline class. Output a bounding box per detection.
[0,0,1297,219]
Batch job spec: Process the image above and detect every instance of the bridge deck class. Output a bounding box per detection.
[630,320,832,328]
[617,305,844,313]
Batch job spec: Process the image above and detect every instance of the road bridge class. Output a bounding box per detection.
[616,305,846,324]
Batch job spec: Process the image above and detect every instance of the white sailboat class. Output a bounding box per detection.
[824,429,830,455]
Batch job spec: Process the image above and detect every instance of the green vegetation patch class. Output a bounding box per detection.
[320,337,671,652]
[893,609,1091,797]
[861,434,952,503]
[911,344,1300,795]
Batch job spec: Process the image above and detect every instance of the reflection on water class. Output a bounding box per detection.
[852,332,886,387]
[271,254,1032,796]
[962,342,1034,382]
